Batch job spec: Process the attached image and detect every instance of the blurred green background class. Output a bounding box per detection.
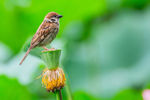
[0,0,150,100]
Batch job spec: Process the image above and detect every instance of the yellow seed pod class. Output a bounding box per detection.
[42,67,66,92]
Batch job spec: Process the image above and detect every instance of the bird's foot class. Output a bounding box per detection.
[42,47,56,52]
[48,48,55,51]
[42,46,49,51]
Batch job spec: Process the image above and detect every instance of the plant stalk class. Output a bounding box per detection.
[56,90,62,100]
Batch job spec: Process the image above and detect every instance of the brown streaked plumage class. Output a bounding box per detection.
[19,12,63,65]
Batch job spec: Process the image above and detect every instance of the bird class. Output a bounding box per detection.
[19,12,63,65]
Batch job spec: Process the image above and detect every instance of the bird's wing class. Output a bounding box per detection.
[30,21,52,48]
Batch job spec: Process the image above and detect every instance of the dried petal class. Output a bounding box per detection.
[42,67,66,92]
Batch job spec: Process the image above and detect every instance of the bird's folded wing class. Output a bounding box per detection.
[31,24,51,47]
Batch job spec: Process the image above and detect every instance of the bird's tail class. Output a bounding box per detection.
[19,47,32,65]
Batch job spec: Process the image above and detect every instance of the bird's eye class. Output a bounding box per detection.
[53,15,57,17]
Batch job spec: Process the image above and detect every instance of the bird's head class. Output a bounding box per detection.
[45,12,63,23]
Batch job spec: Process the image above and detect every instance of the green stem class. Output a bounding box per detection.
[65,84,72,100]
[56,92,59,100]
[56,90,62,100]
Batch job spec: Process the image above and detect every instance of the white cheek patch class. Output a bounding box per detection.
[44,18,58,23]
[44,18,53,23]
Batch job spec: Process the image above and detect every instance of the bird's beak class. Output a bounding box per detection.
[57,15,63,18]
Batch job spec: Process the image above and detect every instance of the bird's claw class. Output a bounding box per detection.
[42,48,56,52]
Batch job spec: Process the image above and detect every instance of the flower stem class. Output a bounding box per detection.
[56,90,62,100]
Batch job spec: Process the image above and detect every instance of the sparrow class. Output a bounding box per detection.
[19,12,63,65]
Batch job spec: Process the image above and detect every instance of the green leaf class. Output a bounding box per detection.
[73,91,100,100]
[0,75,34,100]
[112,89,142,100]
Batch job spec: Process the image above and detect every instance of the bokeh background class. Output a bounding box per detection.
[0,0,150,100]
